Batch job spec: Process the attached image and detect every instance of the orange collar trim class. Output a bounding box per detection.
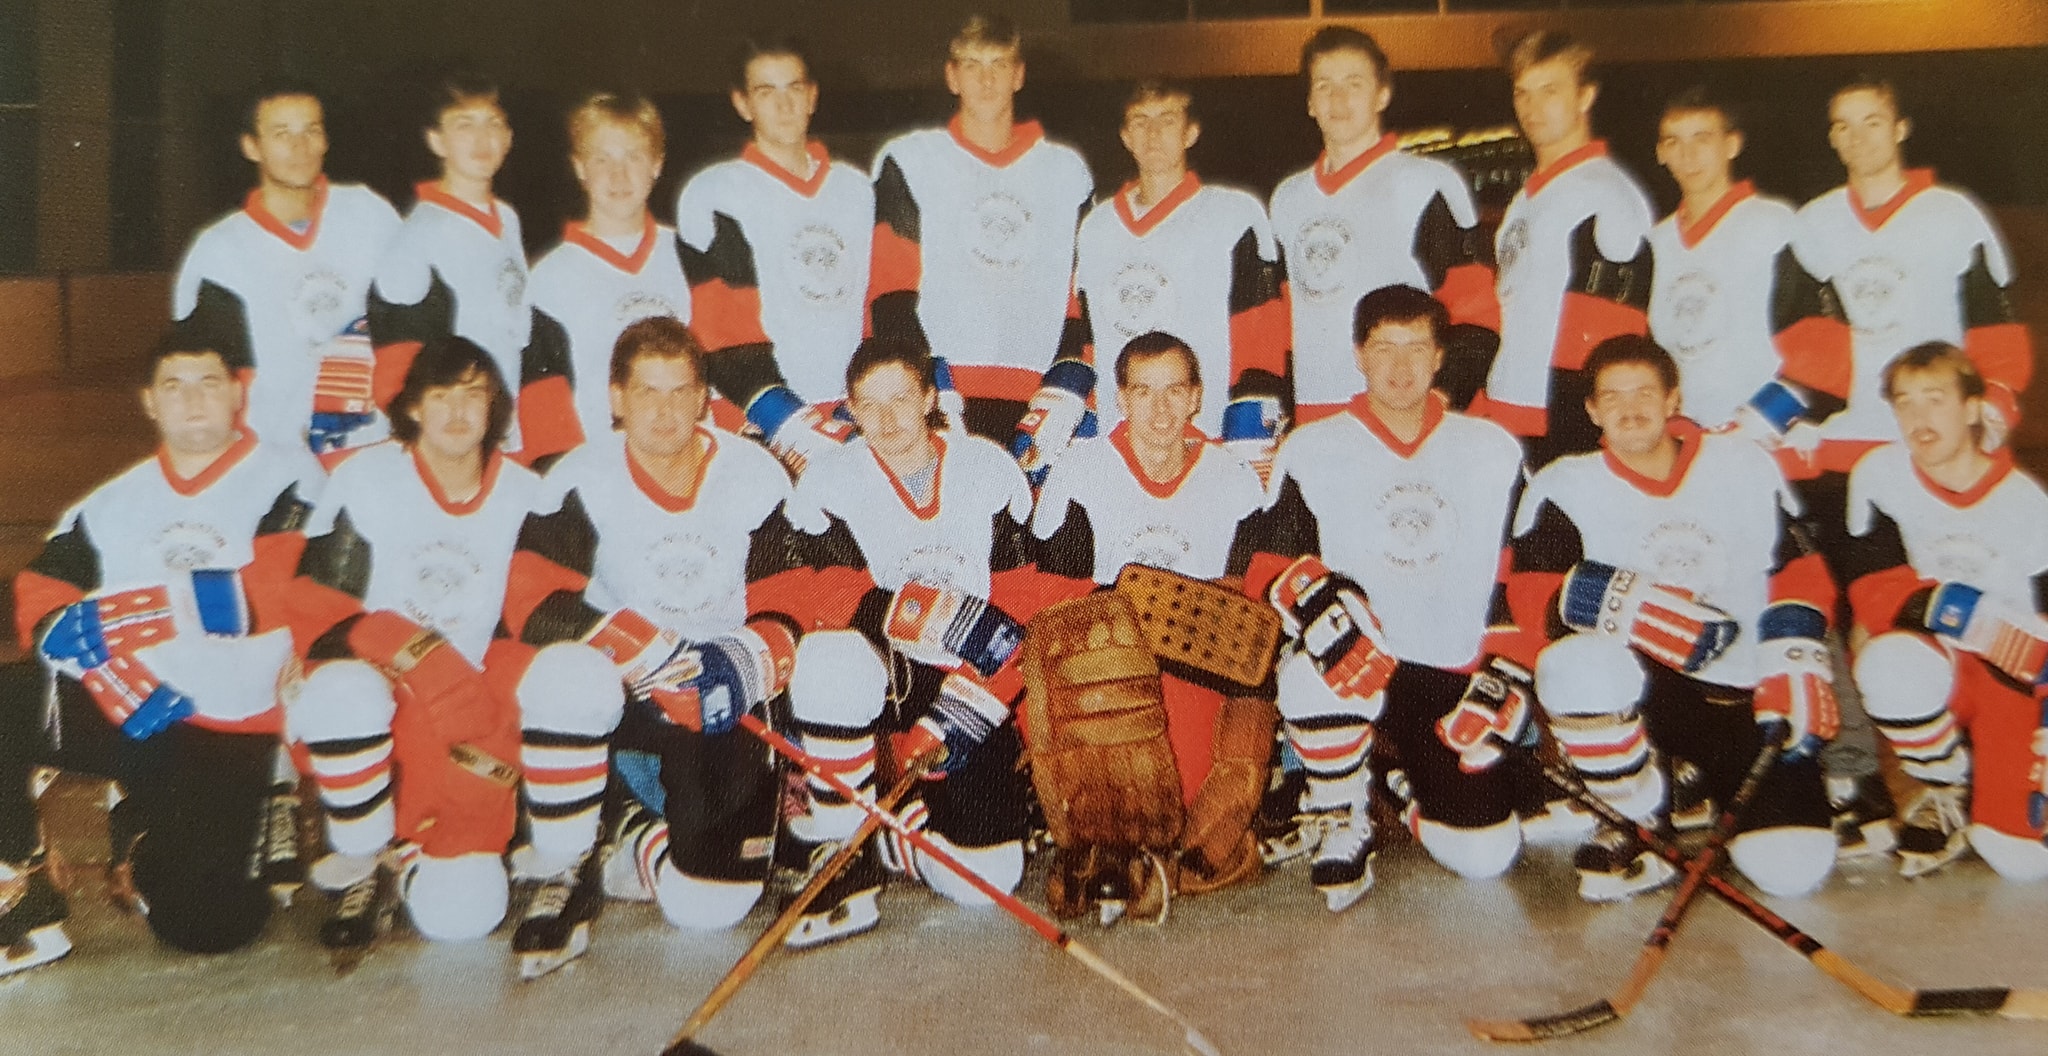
[1525,140,1609,198]
[742,141,832,198]
[871,434,945,521]
[1849,168,1937,232]
[1114,173,1201,238]
[1911,446,2013,510]
[1601,418,1704,499]
[1675,181,1755,250]
[1109,422,1207,499]
[1347,391,1446,460]
[411,447,503,516]
[243,176,329,251]
[158,431,257,497]
[946,116,1044,168]
[1314,134,1398,196]
[563,215,658,275]
[625,430,717,514]
[415,181,504,238]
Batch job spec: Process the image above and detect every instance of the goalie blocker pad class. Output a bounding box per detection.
[1114,563,1282,693]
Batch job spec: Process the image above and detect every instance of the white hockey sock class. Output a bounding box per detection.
[1285,717,1373,814]
[1552,708,1665,823]
[792,724,878,844]
[520,728,610,876]
[1872,709,1970,786]
[305,733,395,858]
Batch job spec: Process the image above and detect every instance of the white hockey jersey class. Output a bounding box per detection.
[29,435,325,729]
[303,443,541,666]
[1270,395,1524,670]
[1032,424,1265,584]
[1648,184,1798,429]
[1846,445,2048,614]
[1793,172,2019,442]
[529,216,690,441]
[172,179,402,447]
[1515,425,1794,686]
[1271,137,1484,406]
[676,143,873,404]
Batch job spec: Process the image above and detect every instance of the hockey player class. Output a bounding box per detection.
[499,316,810,975]
[1028,331,1274,918]
[172,80,402,455]
[1472,31,1655,469]
[369,71,579,467]
[530,91,689,446]
[1270,27,1497,427]
[1230,286,1533,910]
[866,14,1094,447]
[1841,342,2048,881]
[1074,82,1285,485]
[2,327,324,973]
[281,336,543,956]
[1510,335,1840,901]
[675,38,872,476]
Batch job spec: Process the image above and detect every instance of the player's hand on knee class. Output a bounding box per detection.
[1010,359,1096,487]
[1753,602,1839,758]
[1920,581,2048,686]
[1220,395,1283,489]
[646,620,797,735]
[1436,656,1536,773]
[746,387,853,478]
[1559,560,1738,674]
[1268,555,1398,701]
[884,582,1024,677]
[39,586,177,671]
[79,653,193,739]
[902,667,1008,776]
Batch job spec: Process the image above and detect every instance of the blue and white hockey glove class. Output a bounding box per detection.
[38,586,178,671]
[746,386,854,478]
[309,317,378,454]
[1010,359,1097,487]
[932,356,968,434]
[80,653,194,740]
[1436,656,1536,773]
[902,668,1009,776]
[1221,395,1284,488]
[1753,602,1839,759]
[1921,581,2048,687]
[1559,560,1739,674]
[884,582,1024,677]
[647,623,798,736]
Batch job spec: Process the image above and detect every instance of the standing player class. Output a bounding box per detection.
[1073,83,1285,476]
[1473,31,1655,469]
[172,80,402,454]
[498,316,810,976]
[370,71,579,466]
[1229,286,1532,910]
[676,39,873,475]
[1841,343,2048,881]
[281,337,541,956]
[1510,335,1840,900]
[2,327,324,973]
[1270,27,1498,427]
[530,92,688,446]
[866,14,1094,447]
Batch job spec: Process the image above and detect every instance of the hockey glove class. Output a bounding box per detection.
[1559,560,1740,674]
[1267,555,1398,702]
[309,318,378,454]
[932,356,968,434]
[884,582,1024,678]
[1752,602,1840,759]
[39,586,177,671]
[2028,705,2048,841]
[901,667,1009,776]
[1220,395,1283,489]
[644,621,798,735]
[1728,379,1808,448]
[1920,581,2048,686]
[746,386,854,478]
[80,653,194,740]
[583,608,693,700]
[1436,656,1537,773]
[347,611,501,746]
[1010,359,1097,488]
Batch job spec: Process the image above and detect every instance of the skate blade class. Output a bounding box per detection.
[1835,819,1898,861]
[1898,843,1968,879]
[518,922,591,981]
[1259,826,1318,867]
[1096,899,1127,927]
[784,891,880,950]
[1318,860,1375,914]
[1577,855,1678,903]
[0,925,73,979]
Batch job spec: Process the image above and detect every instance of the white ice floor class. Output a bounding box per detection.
[7,778,2048,1056]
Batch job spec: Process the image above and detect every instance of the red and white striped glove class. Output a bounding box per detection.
[1268,555,1398,701]
[1559,560,1739,674]
[1753,603,1839,758]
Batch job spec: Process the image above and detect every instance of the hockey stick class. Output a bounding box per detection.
[1520,735,2048,1022]
[704,712,1226,1056]
[1470,719,1790,1041]
[662,764,928,1056]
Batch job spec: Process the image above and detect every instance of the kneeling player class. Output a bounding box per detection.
[501,316,806,975]
[1511,335,1840,900]
[281,337,542,958]
[1233,286,1533,910]
[3,329,324,973]
[1027,331,1274,922]
[1841,342,2048,881]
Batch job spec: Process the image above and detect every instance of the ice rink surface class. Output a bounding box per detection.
[7,777,2047,1056]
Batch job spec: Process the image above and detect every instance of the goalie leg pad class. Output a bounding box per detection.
[1415,816,1522,880]
[1114,563,1283,690]
[1968,824,2048,882]
[1177,694,1278,896]
[291,661,398,859]
[401,851,507,943]
[518,644,624,876]
[1020,591,1184,854]
[1856,632,1970,786]
[1728,825,1836,897]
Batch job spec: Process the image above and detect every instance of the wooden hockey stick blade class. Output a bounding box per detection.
[732,713,1225,1056]
[1469,725,1788,1042]
[1532,744,2048,1021]
[661,766,926,1056]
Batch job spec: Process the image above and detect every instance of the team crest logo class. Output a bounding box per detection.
[789,225,853,305]
[1838,255,1908,332]
[895,545,972,591]
[970,192,1031,269]
[646,533,726,620]
[1294,216,1353,302]
[1110,261,1176,339]
[154,521,231,572]
[613,291,679,326]
[1652,271,1725,361]
[1496,218,1530,297]
[497,256,527,310]
[1636,520,1726,601]
[1376,481,1458,574]
[290,267,354,342]
[404,540,484,634]
[1924,532,1995,583]
[1118,524,1192,572]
